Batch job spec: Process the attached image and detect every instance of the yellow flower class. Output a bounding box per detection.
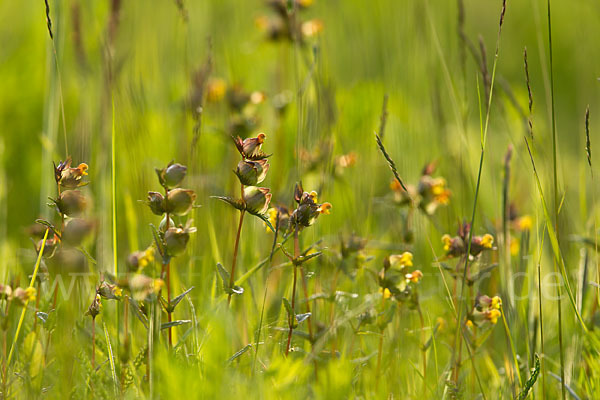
[487,309,501,324]
[491,296,502,310]
[465,319,474,329]
[25,287,37,302]
[510,238,519,256]
[442,234,452,251]
[318,202,332,215]
[516,215,533,231]
[309,191,318,203]
[206,78,227,103]
[301,19,324,38]
[379,287,392,299]
[153,279,165,294]
[481,234,494,249]
[405,269,423,283]
[390,252,413,268]
[265,208,278,232]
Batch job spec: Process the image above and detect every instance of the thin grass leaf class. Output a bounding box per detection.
[171,286,194,309]
[103,322,119,397]
[161,320,191,330]
[524,137,588,332]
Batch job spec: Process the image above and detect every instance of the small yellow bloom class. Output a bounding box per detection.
[510,238,520,256]
[265,207,278,232]
[114,286,123,298]
[405,269,423,283]
[153,279,165,294]
[301,19,324,38]
[379,287,392,299]
[25,287,37,302]
[481,234,494,249]
[442,234,452,251]
[491,296,502,310]
[516,215,533,231]
[318,202,332,215]
[309,191,318,203]
[390,252,413,268]
[206,78,227,103]
[487,309,501,324]
[465,319,474,329]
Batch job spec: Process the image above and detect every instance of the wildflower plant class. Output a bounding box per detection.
[146,161,197,347]
[279,182,331,355]
[213,133,274,305]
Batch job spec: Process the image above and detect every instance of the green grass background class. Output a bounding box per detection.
[0,0,599,398]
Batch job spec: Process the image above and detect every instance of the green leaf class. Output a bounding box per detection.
[171,286,194,309]
[216,263,231,291]
[211,196,244,211]
[161,320,191,330]
[525,138,588,332]
[255,212,275,233]
[227,344,253,364]
[282,297,294,317]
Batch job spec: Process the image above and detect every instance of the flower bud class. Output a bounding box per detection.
[166,188,196,216]
[0,284,12,300]
[86,294,102,319]
[60,163,89,189]
[235,159,269,186]
[56,190,87,216]
[98,282,122,300]
[164,163,187,188]
[243,186,271,215]
[233,133,268,160]
[147,192,166,215]
[12,287,37,305]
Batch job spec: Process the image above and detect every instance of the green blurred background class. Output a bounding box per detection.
[0,0,599,398]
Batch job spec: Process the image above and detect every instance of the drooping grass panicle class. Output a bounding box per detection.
[374,132,407,193]
[524,47,534,139]
[586,105,592,172]
[44,0,53,40]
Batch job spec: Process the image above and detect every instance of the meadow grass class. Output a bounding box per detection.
[0,0,599,398]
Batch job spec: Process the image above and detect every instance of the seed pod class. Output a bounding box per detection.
[242,186,271,215]
[147,192,166,215]
[97,282,122,300]
[62,218,94,246]
[164,225,196,256]
[159,215,175,232]
[56,190,87,216]
[166,188,196,216]
[235,159,269,186]
[164,163,187,188]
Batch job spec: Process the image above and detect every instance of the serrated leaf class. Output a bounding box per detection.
[216,263,231,292]
[282,297,294,317]
[255,213,275,233]
[171,286,194,309]
[128,296,149,330]
[227,344,253,364]
[161,320,191,330]
[211,196,244,211]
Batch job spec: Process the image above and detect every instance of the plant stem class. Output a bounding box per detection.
[375,293,386,391]
[91,317,96,369]
[228,209,246,306]
[418,305,427,395]
[285,225,300,356]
